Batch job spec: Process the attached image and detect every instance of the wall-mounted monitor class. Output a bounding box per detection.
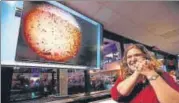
[1,1,102,69]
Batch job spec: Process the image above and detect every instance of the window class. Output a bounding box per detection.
[89,70,118,92]
[88,38,122,92]
[102,38,122,70]
[10,67,57,102]
[156,53,164,60]
[68,70,85,95]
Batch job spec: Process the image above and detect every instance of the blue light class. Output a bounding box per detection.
[1,1,23,61]
[97,25,102,69]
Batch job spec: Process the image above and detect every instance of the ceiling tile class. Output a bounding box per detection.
[160,29,179,39]
[143,13,179,35]
[120,28,163,45]
[94,7,113,23]
[142,2,179,34]
[165,29,179,43]
[122,27,149,37]
[164,1,179,19]
[103,1,138,16]
[172,40,179,45]
[128,1,168,25]
[104,14,137,35]
[136,35,161,46]
[64,1,102,18]
[102,12,120,27]
[97,0,109,4]
[161,44,179,54]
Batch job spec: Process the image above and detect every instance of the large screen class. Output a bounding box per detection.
[1,1,102,69]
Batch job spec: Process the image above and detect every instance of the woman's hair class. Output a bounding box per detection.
[118,44,163,79]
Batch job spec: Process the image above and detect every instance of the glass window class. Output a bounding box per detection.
[89,38,122,92]
[102,38,122,70]
[89,70,119,92]
[10,67,57,102]
[68,70,85,95]
[156,53,164,60]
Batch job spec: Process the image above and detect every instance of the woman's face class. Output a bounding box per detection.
[126,48,145,71]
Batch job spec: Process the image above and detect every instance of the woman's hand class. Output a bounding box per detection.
[134,59,157,77]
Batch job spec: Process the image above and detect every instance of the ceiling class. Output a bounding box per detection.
[61,1,179,55]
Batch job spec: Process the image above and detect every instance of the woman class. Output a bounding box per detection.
[111,44,179,103]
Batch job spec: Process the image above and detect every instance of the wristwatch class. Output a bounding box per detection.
[147,74,160,81]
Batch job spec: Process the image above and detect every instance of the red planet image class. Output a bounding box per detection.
[23,4,81,62]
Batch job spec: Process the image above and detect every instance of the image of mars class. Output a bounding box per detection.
[23,4,81,62]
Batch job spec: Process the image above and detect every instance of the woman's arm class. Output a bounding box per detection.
[116,71,140,96]
[111,71,140,101]
[146,71,179,103]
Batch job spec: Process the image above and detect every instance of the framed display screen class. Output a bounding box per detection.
[13,1,102,69]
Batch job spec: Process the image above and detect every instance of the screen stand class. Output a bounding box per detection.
[84,70,91,96]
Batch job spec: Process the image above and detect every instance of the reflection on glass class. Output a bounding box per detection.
[90,70,119,92]
[102,38,122,70]
[68,70,85,95]
[10,67,57,102]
